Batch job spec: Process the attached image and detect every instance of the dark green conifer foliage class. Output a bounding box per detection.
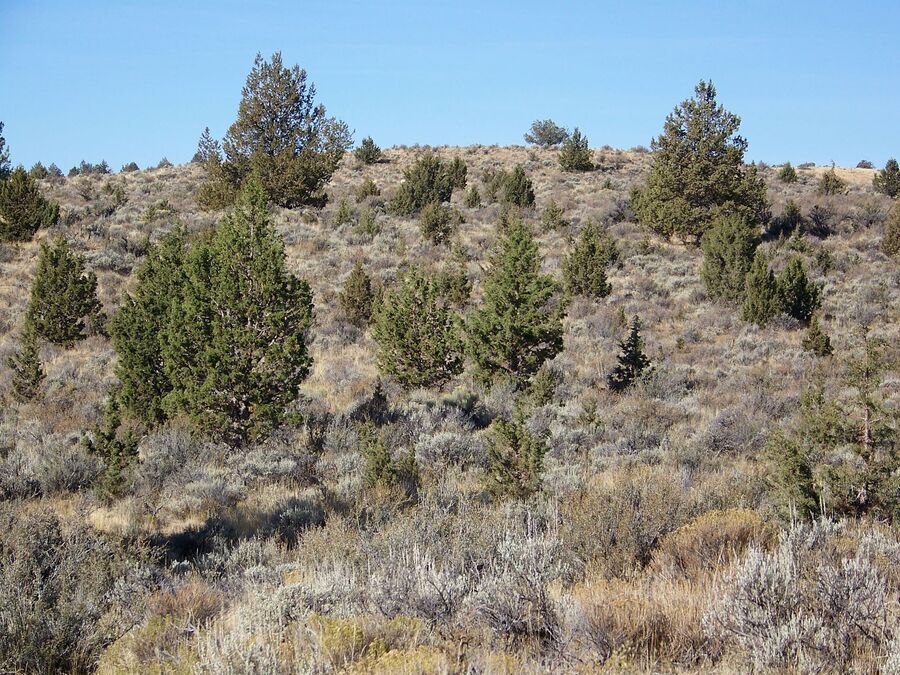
[0,121,9,179]
[354,136,382,165]
[446,157,467,190]
[541,199,568,230]
[464,185,481,208]
[338,261,376,328]
[485,412,549,499]
[200,52,351,208]
[558,127,593,171]
[7,326,44,403]
[390,152,455,216]
[776,257,821,323]
[607,316,651,392]
[631,81,767,243]
[26,238,101,347]
[524,119,569,148]
[778,162,798,183]
[83,394,141,502]
[467,219,563,382]
[525,364,559,408]
[700,214,759,302]
[162,178,314,445]
[802,315,833,357]
[0,166,60,241]
[873,158,900,198]
[766,431,821,521]
[816,164,846,196]
[109,229,186,424]
[371,267,463,389]
[741,250,780,326]
[419,201,457,244]
[501,165,535,207]
[563,221,614,299]
[882,204,900,256]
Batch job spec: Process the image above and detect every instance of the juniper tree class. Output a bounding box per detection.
[200,52,351,208]
[354,136,382,165]
[26,238,102,347]
[467,219,564,382]
[741,250,780,327]
[631,81,767,242]
[607,316,651,392]
[419,201,457,244]
[371,267,464,389]
[0,167,60,241]
[700,214,760,302]
[524,119,569,148]
[873,158,900,198]
[817,164,846,196]
[778,162,798,183]
[109,229,186,424]
[162,178,314,445]
[0,121,9,179]
[338,260,376,328]
[802,315,833,357]
[7,326,44,403]
[501,165,535,207]
[541,199,568,230]
[558,127,593,172]
[563,221,614,299]
[464,184,481,208]
[390,152,455,216]
[82,394,141,502]
[776,257,821,323]
[484,412,549,499]
[447,157,467,190]
[882,204,900,256]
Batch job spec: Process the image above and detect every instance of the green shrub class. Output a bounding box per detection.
[524,119,569,148]
[501,165,535,207]
[776,257,821,323]
[28,162,48,179]
[26,238,102,347]
[355,176,380,202]
[0,166,59,241]
[464,184,481,208]
[390,152,455,216]
[882,204,900,255]
[419,201,457,244]
[558,127,593,171]
[872,158,899,197]
[121,161,140,172]
[6,326,44,403]
[446,157,467,189]
[339,261,376,328]
[563,221,614,299]
[541,199,568,230]
[354,206,380,237]
[333,197,354,226]
[372,267,464,389]
[355,136,383,165]
[741,250,779,326]
[778,162,798,183]
[817,165,846,196]
[0,121,9,179]
[700,214,759,302]
[434,262,471,308]
[607,316,651,392]
[484,413,549,499]
[802,315,833,356]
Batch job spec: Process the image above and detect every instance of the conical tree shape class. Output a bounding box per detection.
[700,214,759,302]
[162,178,313,445]
[563,221,614,299]
[873,158,900,197]
[467,219,564,382]
[0,166,59,241]
[26,237,102,347]
[371,266,463,388]
[485,412,549,499]
[109,229,186,424]
[7,325,44,402]
[338,260,376,328]
[776,257,820,323]
[741,250,779,327]
[607,316,651,392]
[802,314,833,357]
[501,165,535,207]
[558,127,593,172]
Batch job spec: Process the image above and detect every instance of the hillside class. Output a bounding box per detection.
[1,145,898,672]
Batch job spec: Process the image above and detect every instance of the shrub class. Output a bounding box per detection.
[608,316,651,392]
[464,184,481,208]
[83,395,141,501]
[156,157,172,169]
[26,237,102,347]
[446,157,467,189]
[433,262,471,308]
[856,159,874,169]
[390,152,455,216]
[355,136,382,164]
[882,204,900,255]
[563,221,614,299]
[558,127,593,171]
[372,267,464,389]
[484,414,549,500]
[0,121,9,179]
[419,200,457,244]
[776,257,821,323]
[354,206,380,237]
[0,166,60,241]
[339,261,376,328]
[524,119,569,148]
[7,326,44,403]
[873,158,900,197]
[28,162,48,179]
[500,164,535,207]
[355,176,380,202]
[700,214,759,302]
[802,314,833,356]
[541,199,569,230]
[741,250,779,326]
[817,164,846,196]
[631,81,767,242]
[121,161,140,172]
[467,219,563,383]
[778,162,798,183]
[199,52,351,208]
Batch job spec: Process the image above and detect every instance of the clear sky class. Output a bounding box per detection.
[2,1,898,171]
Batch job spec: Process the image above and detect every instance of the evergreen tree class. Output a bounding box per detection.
[338,261,376,328]
[817,164,846,196]
[200,52,351,208]
[563,221,614,299]
[776,257,821,323]
[501,165,535,207]
[873,158,900,198]
[82,393,141,502]
[390,152,455,216]
[0,166,60,241]
[464,184,481,208]
[7,325,44,403]
[109,229,187,424]
[419,201,457,244]
[741,250,779,326]
[607,316,651,392]
[26,238,102,347]
[558,127,593,171]
[765,431,821,521]
[802,314,833,357]
[541,199,569,230]
[467,219,564,382]
[631,81,767,243]
[371,267,464,388]
[0,121,9,179]
[484,412,549,499]
[446,157,467,190]
[162,178,314,445]
[524,119,569,148]
[354,136,382,165]
[882,204,900,256]
[700,214,759,302]
[778,162,798,183]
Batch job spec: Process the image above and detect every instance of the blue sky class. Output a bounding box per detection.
[1,1,898,171]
